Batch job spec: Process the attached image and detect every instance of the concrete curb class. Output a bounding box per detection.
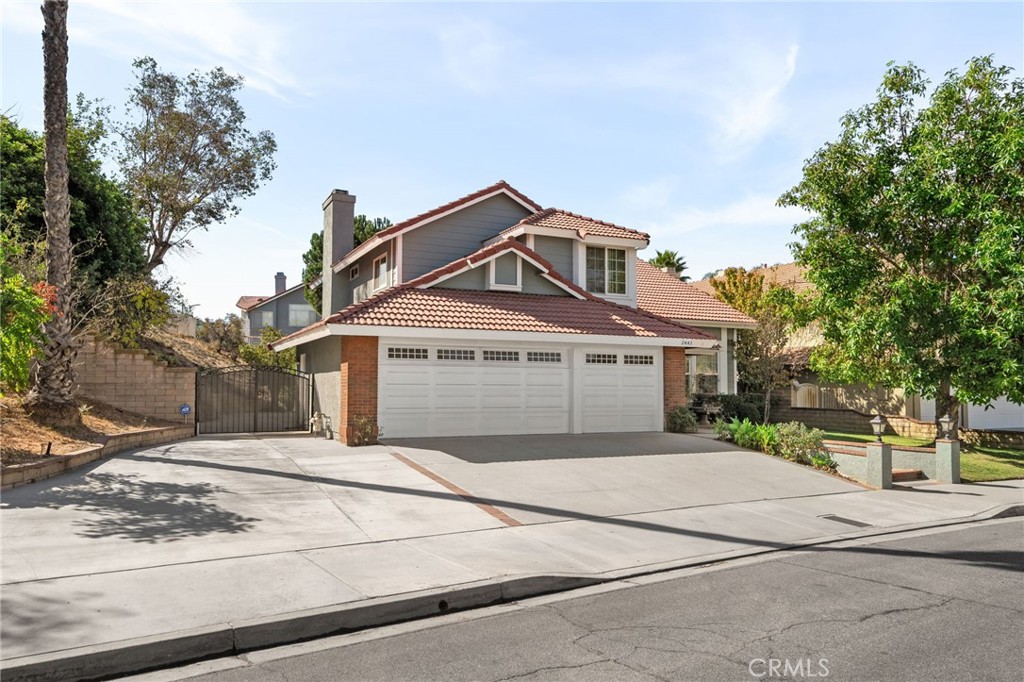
[0,575,600,682]
[2,505,1020,682]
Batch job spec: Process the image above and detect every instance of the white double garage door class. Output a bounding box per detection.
[378,338,663,438]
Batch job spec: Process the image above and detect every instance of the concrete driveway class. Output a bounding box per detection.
[4,432,1021,675]
[384,432,860,524]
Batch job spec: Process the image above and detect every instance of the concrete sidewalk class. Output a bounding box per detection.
[2,435,1021,681]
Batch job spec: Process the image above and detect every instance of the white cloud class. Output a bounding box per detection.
[647,194,809,236]
[4,0,302,99]
[714,44,800,153]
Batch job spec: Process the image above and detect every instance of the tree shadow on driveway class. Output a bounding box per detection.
[1,471,259,543]
[113,450,1024,573]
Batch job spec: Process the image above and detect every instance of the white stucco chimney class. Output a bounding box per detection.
[321,189,357,318]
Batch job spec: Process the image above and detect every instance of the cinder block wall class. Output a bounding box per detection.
[76,334,196,423]
[772,390,936,439]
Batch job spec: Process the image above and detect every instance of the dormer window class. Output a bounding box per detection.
[488,253,522,292]
[586,247,626,295]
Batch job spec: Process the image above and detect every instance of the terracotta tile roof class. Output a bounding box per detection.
[236,296,266,311]
[691,262,812,296]
[328,289,713,339]
[636,260,755,326]
[500,208,650,242]
[275,239,717,346]
[235,282,307,311]
[332,180,541,268]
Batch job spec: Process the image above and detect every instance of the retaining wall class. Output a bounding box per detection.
[824,440,939,483]
[1,425,194,489]
[76,334,196,423]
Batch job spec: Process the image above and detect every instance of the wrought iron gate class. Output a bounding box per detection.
[196,366,311,435]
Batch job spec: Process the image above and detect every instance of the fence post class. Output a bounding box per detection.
[866,442,892,489]
[934,439,961,484]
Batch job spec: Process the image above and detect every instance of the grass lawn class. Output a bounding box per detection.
[822,431,932,447]
[822,431,1024,482]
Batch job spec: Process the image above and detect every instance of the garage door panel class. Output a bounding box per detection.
[580,348,661,433]
[379,341,570,438]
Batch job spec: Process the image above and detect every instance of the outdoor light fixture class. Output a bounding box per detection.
[869,414,885,443]
[939,413,956,440]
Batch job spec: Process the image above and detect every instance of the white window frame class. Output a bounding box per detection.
[585,247,627,296]
[372,254,389,292]
[488,255,522,292]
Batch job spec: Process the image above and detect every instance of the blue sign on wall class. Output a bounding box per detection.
[179,403,192,416]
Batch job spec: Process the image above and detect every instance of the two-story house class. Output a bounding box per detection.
[236,273,319,344]
[273,182,752,444]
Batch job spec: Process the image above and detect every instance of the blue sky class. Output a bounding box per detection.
[3,1,1022,319]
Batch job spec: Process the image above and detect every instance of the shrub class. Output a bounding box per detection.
[810,452,838,471]
[729,417,761,450]
[0,219,52,393]
[666,405,698,433]
[713,393,765,423]
[713,418,733,441]
[775,421,827,465]
[349,415,382,445]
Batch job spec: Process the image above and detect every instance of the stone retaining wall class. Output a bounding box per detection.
[76,334,196,423]
[1,425,193,489]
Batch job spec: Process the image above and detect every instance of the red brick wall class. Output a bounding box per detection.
[339,336,379,445]
[663,347,687,421]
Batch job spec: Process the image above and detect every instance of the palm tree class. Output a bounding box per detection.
[28,0,78,425]
[649,249,690,281]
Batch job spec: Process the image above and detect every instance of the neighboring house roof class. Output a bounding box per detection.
[690,262,812,296]
[332,180,542,271]
[235,282,308,312]
[636,260,756,327]
[496,208,650,243]
[236,296,266,311]
[275,239,717,348]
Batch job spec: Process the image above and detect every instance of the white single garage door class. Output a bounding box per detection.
[379,340,571,438]
[579,349,661,433]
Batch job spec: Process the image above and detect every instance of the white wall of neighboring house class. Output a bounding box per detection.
[920,396,1024,430]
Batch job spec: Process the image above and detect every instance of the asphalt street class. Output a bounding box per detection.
[132,517,1024,682]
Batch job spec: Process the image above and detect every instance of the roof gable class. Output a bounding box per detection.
[332,181,541,271]
[494,208,650,245]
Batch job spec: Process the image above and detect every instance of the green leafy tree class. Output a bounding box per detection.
[1,110,147,288]
[648,249,690,281]
[116,57,277,273]
[197,314,244,359]
[0,208,52,394]
[712,268,806,421]
[301,231,323,311]
[301,215,392,312]
[779,57,1024,433]
[238,326,296,368]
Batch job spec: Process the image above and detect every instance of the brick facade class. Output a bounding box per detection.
[76,334,196,423]
[339,336,379,445]
[663,347,687,419]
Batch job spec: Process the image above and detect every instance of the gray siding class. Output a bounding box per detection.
[438,267,486,290]
[521,268,566,295]
[301,336,341,439]
[494,253,517,285]
[247,287,318,340]
[533,235,574,278]
[350,242,393,303]
[402,194,532,280]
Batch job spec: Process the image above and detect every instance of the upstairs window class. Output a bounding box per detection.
[372,254,389,291]
[288,304,318,328]
[586,247,626,295]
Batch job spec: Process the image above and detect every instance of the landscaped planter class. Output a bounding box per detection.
[0,424,194,489]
